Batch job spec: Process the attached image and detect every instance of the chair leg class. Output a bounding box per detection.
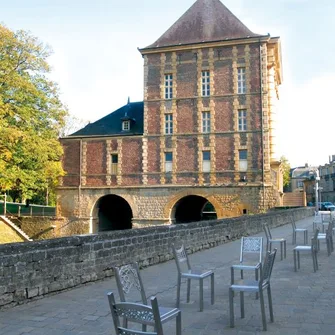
[186,279,191,303]
[176,310,182,335]
[284,240,287,259]
[292,231,295,245]
[229,288,234,328]
[280,242,283,261]
[267,285,274,322]
[240,292,244,319]
[315,250,319,270]
[255,268,259,300]
[211,273,215,305]
[199,278,204,312]
[293,250,297,271]
[297,251,300,269]
[176,275,181,308]
[304,230,308,245]
[259,289,267,331]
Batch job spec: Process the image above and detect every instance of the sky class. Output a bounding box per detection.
[1,0,334,168]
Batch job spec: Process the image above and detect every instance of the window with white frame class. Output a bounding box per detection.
[202,151,211,172]
[165,152,173,172]
[165,74,173,99]
[238,110,247,131]
[122,120,130,131]
[202,70,210,97]
[165,114,173,134]
[202,111,210,133]
[237,67,246,94]
[111,154,118,175]
[239,150,247,171]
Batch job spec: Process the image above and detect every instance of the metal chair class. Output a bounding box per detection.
[108,291,165,335]
[229,249,277,331]
[293,228,319,272]
[263,223,286,260]
[317,219,334,256]
[291,218,308,245]
[172,243,214,312]
[231,237,263,299]
[114,263,181,335]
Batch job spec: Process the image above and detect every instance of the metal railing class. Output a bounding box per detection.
[0,200,56,217]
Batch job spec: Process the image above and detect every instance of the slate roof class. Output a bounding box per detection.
[68,102,144,137]
[144,0,261,49]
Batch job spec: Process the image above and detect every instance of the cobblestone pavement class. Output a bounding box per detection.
[1,215,335,335]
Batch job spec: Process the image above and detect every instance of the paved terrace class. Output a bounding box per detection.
[1,215,334,335]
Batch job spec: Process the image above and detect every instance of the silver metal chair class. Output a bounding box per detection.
[229,249,277,331]
[114,263,181,335]
[108,291,165,335]
[263,223,286,260]
[291,218,308,245]
[317,219,334,256]
[172,243,214,312]
[231,237,263,299]
[293,228,319,272]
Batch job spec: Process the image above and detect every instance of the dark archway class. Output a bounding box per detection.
[97,195,133,231]
[174,195,217,224]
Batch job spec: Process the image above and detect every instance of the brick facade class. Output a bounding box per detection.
[58,1,283,234]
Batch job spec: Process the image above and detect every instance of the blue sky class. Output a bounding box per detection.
[1,0,334,167]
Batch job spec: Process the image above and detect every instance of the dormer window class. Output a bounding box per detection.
[122,120,130,131]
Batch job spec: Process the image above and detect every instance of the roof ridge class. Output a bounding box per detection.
[144,0,261,49]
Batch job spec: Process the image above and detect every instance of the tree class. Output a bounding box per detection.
[0,24,67,204]
[280,156,291,190]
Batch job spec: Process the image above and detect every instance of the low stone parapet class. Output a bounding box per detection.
[0,207,313,309]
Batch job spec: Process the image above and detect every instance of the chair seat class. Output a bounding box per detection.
[230,279,259,292]
[158,306,181,322]
[231,262,261,271]
[181,269,213,279]
[269,238,286,242]
[295,228,307,232]
[294,246,311,251]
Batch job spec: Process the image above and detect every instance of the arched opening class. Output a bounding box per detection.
[97,195,133,231]
[173,195,217,224]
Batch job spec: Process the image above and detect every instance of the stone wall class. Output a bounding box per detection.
[0,207,313,309]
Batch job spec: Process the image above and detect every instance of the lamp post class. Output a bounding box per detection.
[314,170,320,214]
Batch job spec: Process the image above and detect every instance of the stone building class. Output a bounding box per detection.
[319,155,335,204]
[58,0,283,234]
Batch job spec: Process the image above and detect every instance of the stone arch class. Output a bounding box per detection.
[90,194,133,232]
[164,190,223,220]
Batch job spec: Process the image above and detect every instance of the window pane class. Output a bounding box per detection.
[203,161,211,172]
[165,152,172,161]
[111,154,118,163]
[239,150,247,160]
[203,151,211,160]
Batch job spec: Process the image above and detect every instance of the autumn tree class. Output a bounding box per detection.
[280,156,291,190]
[0,24,67,204]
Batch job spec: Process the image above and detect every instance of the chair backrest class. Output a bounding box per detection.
[326,219,334,236]
[108,291,163,335]
[313,212,322,223]
[291,217,297,230]
[263,223,272,240]
[311,228,319,250]
[322,213,331,223]
[114,262,147,305]
[260,249,277,287]
[240,236,263,263]
[172,243,192,274]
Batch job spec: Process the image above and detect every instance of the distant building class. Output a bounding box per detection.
[319,155,335,203]
[57,0,283,233]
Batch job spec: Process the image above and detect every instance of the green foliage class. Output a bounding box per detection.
[0,24,67,203]
[280,156,291,188]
